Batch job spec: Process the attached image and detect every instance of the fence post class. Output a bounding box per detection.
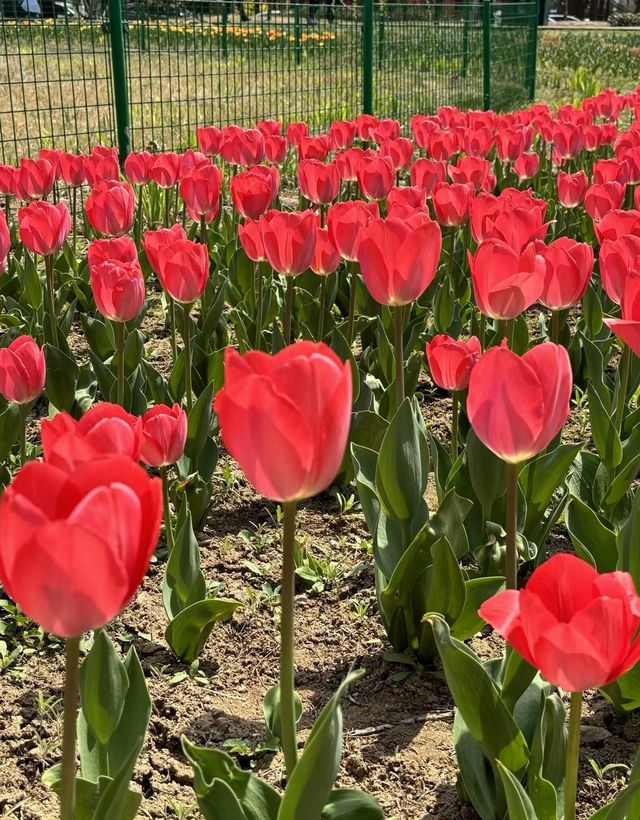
[108,0,131,164]
[377,2,385,70]
[294,4,302,66]
[527,0,539,101]
[362,0,374,115]
[482,0,491,110]
[462,4,469,79]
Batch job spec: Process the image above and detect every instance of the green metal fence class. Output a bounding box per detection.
[0,0,538,163]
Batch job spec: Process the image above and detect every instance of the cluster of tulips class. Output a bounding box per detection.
[4,84,640,819]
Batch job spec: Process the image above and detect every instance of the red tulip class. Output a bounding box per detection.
[223,128,265,167]
[156,238,209,303]
[448,156,494,192]
[584,181,625,222]
[87,236,138,272]
[387,186,426,213]
[495,128,528,162]
[84,147,119,188]
[411,114,438,149]
[238,219,266,263]
[371,118,401,144]
[42,402,143,471]
[180,163,222,219]
[468,341,571,463]
[260,210,317,276]
[354,113,379,141]
[311,228,340,276]
[231,165,279,219]
[514,152,540,180]
[264,135,288,164]
[0,336,46,404]
[329,120,356,151]
[356,213,442,306]
[18,200,71,256]
[285,121,309,146]
[140,403,187,467]
[59,153,86,187]
[469,239,546,320]
[539,237,594,311]
[38,149,63,180]
[327,200,379,262]
[257,119,282,137]
[124,151,153,186]
[297,135,331,162]
[427,130,458,162]
[335,147,369,182]
[0,165,15,198]
[298,160,340,205]
[432,182,473,227]
[463,126,494,158]
[0,455,161,637]
[0,211,9,274]
[14,158,55,201]
[479,553,640,692]
[425,335,481,391]
[379,138,414,171]
[604,274,640,356]
[90,259,145,323]
[410,158,447,197]
[594,209,640,244]
[593,158,629,186]
[557,170,588,208]
[85,180,135,237]
[197,125,221,156]
[214,342,352,502]
[470,193,549,251]
[149,152,182,188]
[143,224,186,274]
[356,155,395,201]
[599,235,640,304]
[180,149,209,177]
[552,123,584,160]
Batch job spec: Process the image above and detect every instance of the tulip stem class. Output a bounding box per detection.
[284,276,295,344]
[115,321,125,407]
[60,635,80,820]
[550,310,560,344]
[255,262,264,350]
[564,690,583,820]
[18,403,28,466]
[200,214,207,246]
[44,254,58,346]
[613,344,631,439]
[72,186,77,256]
[134,186,143,250]
[317,276,326,341]
[451,391,459,459]
[164,187,171,228]
[280,500,299,778]
[505,461,519,590]
[160,465,175,552]
[169,296,178,364]
[394,304,405,410]
[346,260,357,347]
[183,304,193,414]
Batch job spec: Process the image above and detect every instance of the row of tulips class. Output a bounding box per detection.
[3,84,640,819]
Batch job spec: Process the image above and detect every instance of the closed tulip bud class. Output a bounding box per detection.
[329,120,356,151]
[214,342,352,502]
[14,157,55,201]
[90,259,145,323]
[479,553,640,691]
[539,237,594,311]
[557,170,588,208]
[87,236,138,272]
[231,165,278,219]
[356,214,442,306]
[264,135,288,164]
[140,403,187,467]
[604,274,640,356]
[84,146,119,188]
[327,200,379,262]
[42,402,143,471]
[599,235,640,304]
[584,181,625,222]
[180,163,222,219]
[0,456,161,637]
[124,151,153,186]
[468,341,572,463]
[85,179,135,237]
[149,152,181,188]
[469,239,546,320]
[0,335,46,404]
[18,200,71,256]
[58,153,86,187]
[297,135,331,162]
[143,224,186,274]
[425,335,481,391]
[379,137,414,171]
[157,238,209,303]
[285,121,309,146]
[356,155,395,201]
[197,125,221,157]
[311,228,340,276]
[410,157,447,197]
[238,219,266,262]
[260,209,317,276]
[298,159,340,205]
[514,151,539,180]
[257,119,282,137]
[448,156,494,192]
[432,182,474,227]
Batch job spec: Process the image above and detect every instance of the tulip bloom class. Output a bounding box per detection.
[448,156,494,192]
[479,553,640,692]
[356,155,395,201]
[468,239,546,320]
[595,209,640,244]
[432,182,473,227]
[220,128,265,166]
[149,152,182,188]
[18,200,71,256]
[379,138,414,171]
[539,237,594,311]
[124,151,153,186]
[264,135,288,164]
[557,170,588,208]
[156,238,209,304]
[83,147,119,188]
[87,236,138,273]
[0,335,46,404]
[335,147,368,182]
[584,181,625,222]
[387,186,426,213]
[425,335,481,392]
[410,157,447,197]
[260,209,317,276]
[604,274,640,357]
[514,152,539,180]
[238,219,266,263]
[471,192,549,251]
[327,200,379,262]
[311,228,340,277]
[90,259,146,323]
[285,121,309,146]
[329,120,356,151]
[297,135,330,162]
[14,157,55,201]
[298,160,340,205]
[257,118,282,137]
[180,163,222,220]
[143,224,187,274]
[197,125,221,156]
[214,342,352,502]
[599,235,640,304]
[0,456,161,638]
[85,180,135,237]
[0,211,8,274]
[140,403,187,467]
[58,153,86,187]
[231,166,279,219]
[467,341,572,464]
[593,158,629,186]
[41,402,142,471]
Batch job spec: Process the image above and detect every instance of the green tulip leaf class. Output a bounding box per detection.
[45,343,79,412]
[565,496,617,572]
[496,761,538,820]
[451,577,505,641]
[166,598,241,664]
[78,630,129,746]
[320,789,384,819]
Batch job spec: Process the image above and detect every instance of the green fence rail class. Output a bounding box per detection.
[0,0,538,163]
